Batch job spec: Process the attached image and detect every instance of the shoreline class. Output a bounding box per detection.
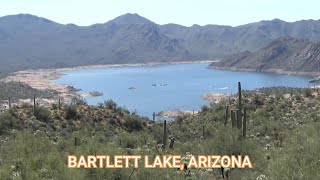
[1,61,314,110]
[209,66,319,77]
[55,60,217,72]
[1,60,216,104]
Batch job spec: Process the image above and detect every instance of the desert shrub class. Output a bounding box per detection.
[310,112,320,122]
[21,103,32,109]
[124,115,143,132]
[64,105,78,120]
[253,94,264,106]
[104,99,117,111]
[114,132,140,149]
[70,97,87,105]
[295,94,302,101]
[266,123,320,179]
[275,93,283,100]
[97,103,104,108]
[303,88,313,97]
[8,108,19,119]
[201,105,209,112]
[108,118,117,125]
[175,115,184,124]
[149,123,163,144]
[51,103,58,110]
[0,112,16,132]
[34,107,51,123]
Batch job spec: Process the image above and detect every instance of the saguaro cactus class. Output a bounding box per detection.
[169,137,175,149]
[8,97,11,108]
[33,94,36,114]
[242,108,247,138]
[202,124,205,138]
[224,105,229,126]
[162,120,167,150]
[153,112,156,121]
[231,110,235,128]
[58,99,61,110]
[74,137,78,146]
[236,109,241,129]
[237,82,242,128]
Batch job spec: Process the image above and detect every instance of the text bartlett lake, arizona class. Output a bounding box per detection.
[68,155,253,169]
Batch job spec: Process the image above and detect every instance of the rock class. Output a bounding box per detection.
[89,91,103,97]
[264,136,271,140]
[265,144,271,150]
[256,174,268,180]
[265,153,271,160]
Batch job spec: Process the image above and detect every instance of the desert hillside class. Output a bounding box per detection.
[2,14,320,76]
[210,36,320,75]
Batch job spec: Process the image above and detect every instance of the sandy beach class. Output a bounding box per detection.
[2,69,73,99]
[202,93,230,104]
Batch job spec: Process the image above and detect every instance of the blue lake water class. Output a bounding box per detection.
[54,63,311,118]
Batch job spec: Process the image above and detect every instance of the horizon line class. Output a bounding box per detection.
[1,13,320,28]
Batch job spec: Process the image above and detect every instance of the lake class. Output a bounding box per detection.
[54,63,311,119]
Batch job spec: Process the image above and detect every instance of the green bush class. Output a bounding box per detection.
[253,94,264,105]
[34,107,52,123]
[104,99,117,111]
[124,115,143,132]
[64,105,78,120]
[0,112,16,132]
[70,97,87,105]
[303,88,313,97]
[201,105,209,112]
[52,103,58,110]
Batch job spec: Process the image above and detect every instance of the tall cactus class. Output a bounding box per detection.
[169,137,175,149]
[74,136,77,146]
[33,94,36,114]
[237,82,242,129]
[224,105,229,126]
[8,97,11,108]
[162,120,167,150]
[236,109,242,129]
[231,110,235,128]
[152,112,156,121]
[202,124,205,138]
[242,108,247,138]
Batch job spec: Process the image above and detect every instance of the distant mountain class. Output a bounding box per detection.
[210,36,320,74]
[111,13,154,24]
[1,13,320,76]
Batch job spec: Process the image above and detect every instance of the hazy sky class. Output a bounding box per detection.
[0,0,319,26]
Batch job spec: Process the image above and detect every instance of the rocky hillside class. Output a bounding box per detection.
[210,36,320,74]
[0,87,319,179]
[0,81,58,101]
[1,14,320,76]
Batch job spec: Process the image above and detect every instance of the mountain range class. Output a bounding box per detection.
[1,13,320,76]
[210,36,320,75]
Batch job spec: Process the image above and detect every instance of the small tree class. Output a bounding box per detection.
[64,105,78,120]
[124,115,143,132]
[303,88,313,97]
[104,99,117,111]
[34,107,51,123]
